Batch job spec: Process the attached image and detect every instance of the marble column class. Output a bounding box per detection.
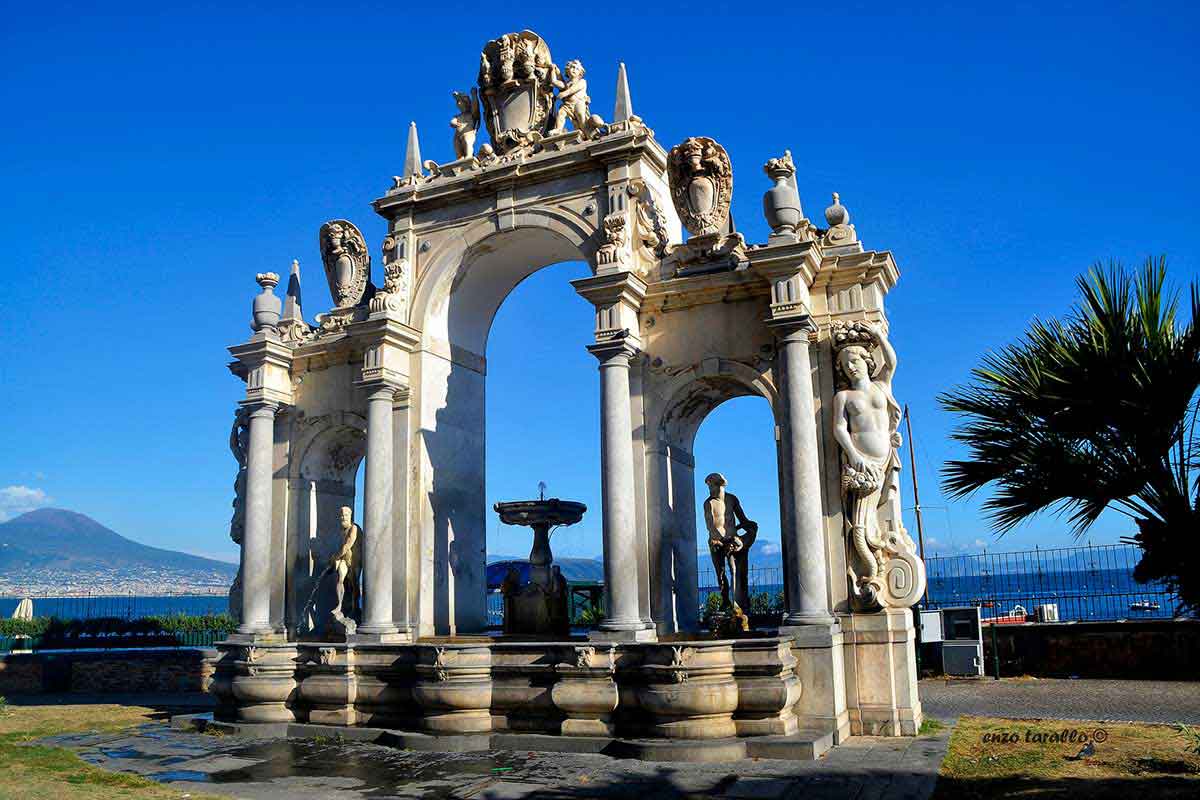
[589,338,650,638]
[358,384,399,637]
[239,401,277,635]
[771,318,835,626]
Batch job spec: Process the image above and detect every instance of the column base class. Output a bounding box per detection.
[781,612,836,627]
[589,627,657,643]
[228,630,289,645]
[350,629,409,645]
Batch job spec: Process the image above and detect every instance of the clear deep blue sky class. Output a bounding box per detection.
[2,2,1197,564]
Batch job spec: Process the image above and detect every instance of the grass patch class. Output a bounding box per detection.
[933,716,1200,799]
[921,717,946,735]
[0,702,223,799]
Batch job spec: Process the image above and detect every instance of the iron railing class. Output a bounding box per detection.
[922,542,1181,621]
[0,592,228,621]
[698,543,1181,622]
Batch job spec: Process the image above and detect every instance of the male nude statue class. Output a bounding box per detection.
[703,473,758,610]
[330,506,363,624]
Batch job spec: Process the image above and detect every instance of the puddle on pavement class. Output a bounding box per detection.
[100,747,144,759]
[207,739,527,794]
[151,769,213,783]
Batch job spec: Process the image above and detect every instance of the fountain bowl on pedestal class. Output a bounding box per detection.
[493,498,587,636]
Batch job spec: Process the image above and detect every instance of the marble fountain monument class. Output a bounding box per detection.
[211,29,927,761]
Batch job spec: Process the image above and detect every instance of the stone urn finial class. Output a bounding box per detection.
[251,272,282,332]
[825,192,849,227]
[762,150,801,238]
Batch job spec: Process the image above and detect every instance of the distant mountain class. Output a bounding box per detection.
[486,553,604,585]
[0,509,237,577]
[698,539,784,572]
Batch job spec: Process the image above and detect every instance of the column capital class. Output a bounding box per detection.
[229,336,294,406]
[237,399,281,417]
[355,376,403,396]
[587,331,641,364]
[766,313,818,341]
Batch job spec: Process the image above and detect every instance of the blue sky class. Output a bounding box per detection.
[1,2,1197,564]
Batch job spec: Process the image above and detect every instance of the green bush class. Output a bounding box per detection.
[701,592,724,626]
[0,617,51,637]
[3,613,233,647]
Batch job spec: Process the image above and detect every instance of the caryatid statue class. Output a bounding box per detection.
[703,473,759,612]
[832,321,925,609]
[330,505,363,630]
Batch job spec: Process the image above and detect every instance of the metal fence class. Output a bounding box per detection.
[0,592,228,621]
[923,542,1180,621]
[0,629,229,653]
[697,543,1180,622]
[697,566,783,602]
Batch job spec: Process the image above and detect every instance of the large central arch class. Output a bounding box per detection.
[409,220,594,634]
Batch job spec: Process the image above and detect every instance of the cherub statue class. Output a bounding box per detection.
[451,88,480,160]
[549,59,604,137]
[702,473,759,611]
[330,505,363,630]
[831,321,904,597]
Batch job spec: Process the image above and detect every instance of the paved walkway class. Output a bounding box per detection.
[920,677,1200,724]
[44,722,953,800]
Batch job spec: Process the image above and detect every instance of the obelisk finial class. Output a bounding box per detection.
[404,121,423,179]
[613,62,633,123]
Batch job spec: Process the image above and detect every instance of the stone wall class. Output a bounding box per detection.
[981,620,1200,679]
[0,649,216,695]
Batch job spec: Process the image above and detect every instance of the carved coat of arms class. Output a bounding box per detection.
[477,30,556,154]
[668,137,733,236]
[318,220,371,308]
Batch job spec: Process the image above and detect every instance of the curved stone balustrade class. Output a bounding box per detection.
[217,636,806,741]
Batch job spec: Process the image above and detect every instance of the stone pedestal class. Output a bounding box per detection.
[732,638,802,736]
[635,642,738,739]
[297,644,358,726]
[412,643,493,734]
[788,622,851,743]
[841,609,922,736]
[553,645,619,736]
[214,640,298,724]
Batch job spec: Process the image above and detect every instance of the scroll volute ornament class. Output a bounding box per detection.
[319,220,371,308]
[477,31,556,154]
[668,137,733,236]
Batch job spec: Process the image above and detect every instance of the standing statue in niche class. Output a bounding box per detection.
[226,408,250,622]
[549,59,604,137]
[703,473,758,615]
[832,320,924,609]
[450,88,480,159]
[329,505,363,635]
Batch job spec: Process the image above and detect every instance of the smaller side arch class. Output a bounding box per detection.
[644,359,781,634]
[285,411,367,637]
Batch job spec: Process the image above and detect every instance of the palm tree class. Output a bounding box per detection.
[940,258,1200,614]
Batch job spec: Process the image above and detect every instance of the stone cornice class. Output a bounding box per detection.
[571,270,648,309]
[373,127,666,220]
[642,267,770,314]
[746,239,822,287]
[812,249,898,294]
